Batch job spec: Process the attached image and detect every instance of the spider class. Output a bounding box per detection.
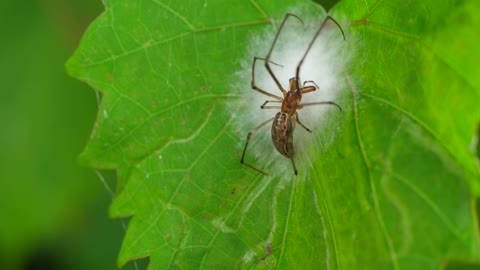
[240,13,345,175]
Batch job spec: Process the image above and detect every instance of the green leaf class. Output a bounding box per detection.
[67,0,480,269]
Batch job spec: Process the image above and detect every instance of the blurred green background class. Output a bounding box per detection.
[0,0,148,269]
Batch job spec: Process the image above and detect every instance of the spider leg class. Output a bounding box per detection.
[251,57,283,100]
[241,117,275,175]
[260,100,282,109]
[290,157,298,175]
[295,112,312,132]
[303,80,319,89]
[300,85,317,95]
[298,101,342,111]
[295,16,345,90]
[265,13,304,96]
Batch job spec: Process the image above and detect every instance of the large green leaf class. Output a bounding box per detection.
[67,0,480,268]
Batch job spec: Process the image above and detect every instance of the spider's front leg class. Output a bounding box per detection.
[251,57,283,100]
[265,13,304,95]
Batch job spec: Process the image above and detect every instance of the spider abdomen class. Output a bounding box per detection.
[271,112,296,158]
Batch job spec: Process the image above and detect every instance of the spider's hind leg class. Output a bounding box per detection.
[240,117,275,175]
[295,112,312,133]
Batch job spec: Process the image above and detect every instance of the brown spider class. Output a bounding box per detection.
[240,13,345,175]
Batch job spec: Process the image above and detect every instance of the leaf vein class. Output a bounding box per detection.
[360,91,474,177]
[151,0,195,30]
[347,74,400,269]
[374,167,467,245]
